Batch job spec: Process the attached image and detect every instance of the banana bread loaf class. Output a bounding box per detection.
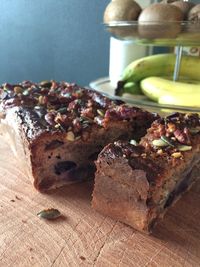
[0,81,157,191]
[92,112,200,233]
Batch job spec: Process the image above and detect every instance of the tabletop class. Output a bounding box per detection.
[0,136,200,267]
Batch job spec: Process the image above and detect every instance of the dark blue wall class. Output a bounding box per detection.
[0,0,110,86]
[1,0,199,86]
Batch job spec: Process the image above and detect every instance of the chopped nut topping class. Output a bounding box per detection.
[14,86,23,94]
[157,149,163,155]
[152,139,168,147]
[66,131,75,141]
[130,139,137,146]
[167,122,176,133]
[160,136,175,147]
[40,81,53,89]
[172,152,182,158]
[97,109,105,117]
[174,129,190,145]
[177,145,192,152]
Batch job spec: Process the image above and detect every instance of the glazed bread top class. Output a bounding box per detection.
[0,81,156,141]
[140,112,200,154]
[98,141,162,185]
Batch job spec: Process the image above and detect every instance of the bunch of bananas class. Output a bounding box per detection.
[116,53,200,107]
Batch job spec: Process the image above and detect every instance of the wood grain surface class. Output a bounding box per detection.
[0,136,200,267]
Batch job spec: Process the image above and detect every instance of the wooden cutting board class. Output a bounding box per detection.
[0,136,200,267]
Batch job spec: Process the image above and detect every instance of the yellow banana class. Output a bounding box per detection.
[122,53,200,83]
[159,94,200,107]
[141,76,200,102]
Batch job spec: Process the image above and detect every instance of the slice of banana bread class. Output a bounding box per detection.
[92,113,200,233]
[0,81,157,191]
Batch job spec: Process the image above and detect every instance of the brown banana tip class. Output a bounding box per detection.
[115,81,125,96]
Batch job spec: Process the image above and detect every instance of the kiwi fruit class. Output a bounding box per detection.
[138,3,184,39]
[103,0,142,23]
[104,0,141,39]
[171,1,195,19]
[138,3,184,23]
[188,4,200,21]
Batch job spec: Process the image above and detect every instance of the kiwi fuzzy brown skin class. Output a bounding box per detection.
[138,3,184,23]
[171,1,195,20]
[188,4,200,21]
[138,3,184,39]
[103,0,142,23]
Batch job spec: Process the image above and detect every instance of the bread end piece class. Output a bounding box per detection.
[92,113,200,233]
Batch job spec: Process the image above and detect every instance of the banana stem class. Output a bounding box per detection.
[115,81,126,96]
[173,46,183,81]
